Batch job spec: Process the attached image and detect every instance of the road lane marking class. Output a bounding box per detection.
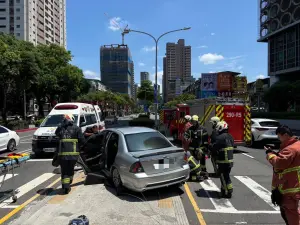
[199,179,237,213]
[28,159,52,162]
[184,183,207,225]
[1,205,20,209]
[19,142,32,144]
[235,176,279,211]
[17,149,32,153]
[199,209,280,214]
[0,176,61,224]
[19,135,34,139]
[0,173,55,208]
[242,153,254,159]
[0,174,18,181]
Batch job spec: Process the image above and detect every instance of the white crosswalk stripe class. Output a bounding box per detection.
[0,173,55,208]
[197,176,281,214]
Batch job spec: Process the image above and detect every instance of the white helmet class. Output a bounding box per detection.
[215,121,229,132]
[184,115,192,121]
[210,116,220,125]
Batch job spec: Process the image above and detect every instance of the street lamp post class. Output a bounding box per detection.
[123,27,191,128]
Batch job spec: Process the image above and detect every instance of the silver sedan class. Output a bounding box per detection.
[80,127,190,195]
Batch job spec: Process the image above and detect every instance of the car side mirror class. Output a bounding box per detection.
[80,122,86,127]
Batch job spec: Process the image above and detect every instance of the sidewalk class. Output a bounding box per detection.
[7,172,190,225]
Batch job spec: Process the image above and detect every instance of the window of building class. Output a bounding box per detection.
[0,17,5,20]
[16,0,20,3]
[16,17,20,20]
[0,0,5,3]
[16,25,20,28]
[0,25,6,28]
[0,9,6,12]
[16,8,20,12]
[16,33,20,36]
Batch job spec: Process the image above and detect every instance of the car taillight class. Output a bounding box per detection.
[256,128,269,131]
[129,161,144,173]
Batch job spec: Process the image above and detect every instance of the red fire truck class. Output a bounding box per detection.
[160,97,251,146]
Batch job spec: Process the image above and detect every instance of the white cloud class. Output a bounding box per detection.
[142,46,158,52]
[83,70,100,80]
[256,74,265,79]
[211,33,215,36]
[152,66,161,70]
[197,45,208,48]
[199,53,225,65]
[108,17,129,31]
[138,62,145,67]
[150,71,163,92]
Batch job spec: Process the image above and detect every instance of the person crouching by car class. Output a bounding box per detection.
[84,125,98,139]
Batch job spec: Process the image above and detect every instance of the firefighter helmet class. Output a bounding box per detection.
[64,114,75,122]
[215,121,229,132]
[210,116,220,125]
[192,115,199,121]
[184,115,192,121]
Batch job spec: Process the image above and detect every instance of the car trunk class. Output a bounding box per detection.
[257,121,280,136]
[130,147,185,175]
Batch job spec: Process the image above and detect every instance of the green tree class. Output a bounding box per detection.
[0,35,21,122]
[164,93,196,107]
[137,80,154,102]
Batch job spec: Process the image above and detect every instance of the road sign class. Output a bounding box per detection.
[255,79,264,93]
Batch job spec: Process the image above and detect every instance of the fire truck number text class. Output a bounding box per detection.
[226,112,242,118]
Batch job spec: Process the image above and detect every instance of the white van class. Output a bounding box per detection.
[32,102,104,156]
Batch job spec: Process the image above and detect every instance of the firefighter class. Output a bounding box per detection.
[266,125,300,225]
[211,121,234,198]
[185,115,209,179]
[182,115,192,151]
[209,116,220,144]
[185,150,204,182]
[55,114,85,194]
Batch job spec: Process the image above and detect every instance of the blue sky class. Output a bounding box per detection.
[68,0,267,88]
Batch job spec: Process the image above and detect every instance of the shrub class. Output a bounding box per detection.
[6,120,29,130]
[251,112,300,120]
[129,118,155,128]
[35,118,45,127]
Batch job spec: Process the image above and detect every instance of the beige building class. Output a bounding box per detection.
[0,0,66,47]
[163,39,192,102]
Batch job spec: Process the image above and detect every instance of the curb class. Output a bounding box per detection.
[15,128,37,133]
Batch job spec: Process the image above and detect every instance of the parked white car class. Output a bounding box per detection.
[0,125,20,151]
[251,118,280,147]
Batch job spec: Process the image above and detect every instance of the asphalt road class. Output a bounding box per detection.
[0,120,286,225]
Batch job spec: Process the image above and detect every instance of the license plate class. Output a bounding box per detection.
[43,148,56,152]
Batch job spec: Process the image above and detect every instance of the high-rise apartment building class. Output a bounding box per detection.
[100,44,134,97]
[0,0,67,47]
[163,39,192,102]
[140,72,149,84]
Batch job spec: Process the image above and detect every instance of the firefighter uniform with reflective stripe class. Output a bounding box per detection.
[185,151,203,181]
[211,130,234,198]
[185,125,209,173]
[267,137,300,225]
[55,119,84,194]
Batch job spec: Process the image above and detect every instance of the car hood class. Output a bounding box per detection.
[129,146,184,158]
[34,127,57,136]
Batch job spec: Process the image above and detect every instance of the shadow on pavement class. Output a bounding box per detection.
[195,189,221,199]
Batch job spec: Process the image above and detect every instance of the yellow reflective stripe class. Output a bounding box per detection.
[268,154,276,160]
[61,139,78,143]
[276,166,300,194]
[204,142,208,144]
[58,152,79,156]
[62,178,70,184]
[280,166,300,175]
[227,183,233,190]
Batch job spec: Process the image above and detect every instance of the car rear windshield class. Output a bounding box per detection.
[125,132,172,152]
[40,114,78,127]
[259,121,280,127]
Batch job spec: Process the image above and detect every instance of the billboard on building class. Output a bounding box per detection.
[201,73,218,98]
[232,76,247,93]
[217,72,233,92]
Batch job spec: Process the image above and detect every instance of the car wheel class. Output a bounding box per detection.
[7,139,16,152]
[112,167,123,196]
